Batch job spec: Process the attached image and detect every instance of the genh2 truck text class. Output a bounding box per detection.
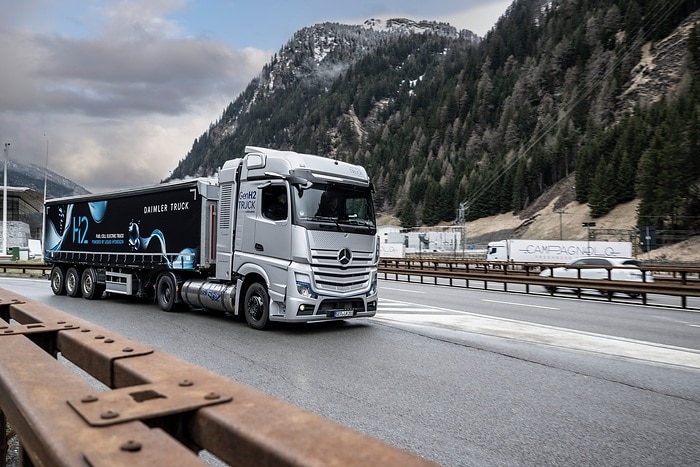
[44,146,379,329]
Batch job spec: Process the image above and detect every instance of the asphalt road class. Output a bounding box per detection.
[2,276,699,466]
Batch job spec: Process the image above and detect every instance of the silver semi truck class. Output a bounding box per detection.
[44,146,379,329]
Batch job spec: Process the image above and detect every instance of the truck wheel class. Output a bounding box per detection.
[544,285,557,294]
[81,268,104,300]
[244,282,270,330]
[50,266,66,295]
[156,273,178,312]
[65,267,82,298]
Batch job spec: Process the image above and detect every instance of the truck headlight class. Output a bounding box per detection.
[367,271,378,296]
[374,235,380,264]
[295,274,317,298]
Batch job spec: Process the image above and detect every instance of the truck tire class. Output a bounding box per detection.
[244,282,270,330]
[81,267,104,300]
[50,266,66,295]
[65,267,82,298]
[156,273,179,312]
[544,285,557,294]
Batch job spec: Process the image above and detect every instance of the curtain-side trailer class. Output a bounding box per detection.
[485,239,633,263]
[44,146,379,329]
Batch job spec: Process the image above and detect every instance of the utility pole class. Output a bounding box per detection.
[556,209,568,240]
[457,202,467,257]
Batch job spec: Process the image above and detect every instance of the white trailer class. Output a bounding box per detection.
[486,239,633,264]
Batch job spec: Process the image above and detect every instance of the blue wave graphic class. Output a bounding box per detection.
[128,222,178,267]
[88,201,108,223]
[46,204,74,251]
[172,248,198,269]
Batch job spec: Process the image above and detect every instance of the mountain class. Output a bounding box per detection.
[169,0,700,233]
[0,159,89,198]
[169,18,477,178]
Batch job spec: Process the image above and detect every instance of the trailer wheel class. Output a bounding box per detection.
[544,285,557,294]
[81,267,104,300]
[156,273,178,312]
[65,267,82,298]
[244,282,270,330]
[50,266,66,295]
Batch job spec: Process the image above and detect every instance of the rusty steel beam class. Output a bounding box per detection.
[0,289,437,467]
[0,316,207,466]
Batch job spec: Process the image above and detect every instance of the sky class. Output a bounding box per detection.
[0,0,511,194]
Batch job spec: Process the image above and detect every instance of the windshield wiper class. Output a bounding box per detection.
[338,219,374,229]
[310,216,344,231]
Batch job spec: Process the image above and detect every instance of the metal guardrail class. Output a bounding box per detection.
[0,289,437,467]
[0,263,50,276]
[379,259,700,309]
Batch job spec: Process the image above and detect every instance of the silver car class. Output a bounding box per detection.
[539,257,653,297]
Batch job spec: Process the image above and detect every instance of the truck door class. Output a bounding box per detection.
[234,181,259,255]
[255,183,292,261]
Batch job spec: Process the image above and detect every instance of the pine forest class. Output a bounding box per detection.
[169,0,700,234]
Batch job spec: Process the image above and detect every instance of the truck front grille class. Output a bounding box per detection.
[308,231,374,295]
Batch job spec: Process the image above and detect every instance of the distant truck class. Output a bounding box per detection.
[44,146,379,329]
[485,239,633,264]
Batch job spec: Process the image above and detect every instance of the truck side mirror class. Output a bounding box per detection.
[288,175,311,188]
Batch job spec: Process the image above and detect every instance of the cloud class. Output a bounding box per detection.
[0,0,270,193]
[0,0,510,194]
[33,34,260,117]
[437,0,512,36]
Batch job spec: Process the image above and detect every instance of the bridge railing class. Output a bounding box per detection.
[0,288,436,467]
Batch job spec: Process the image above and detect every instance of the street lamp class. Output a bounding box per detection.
[582,221,596,254]
[2,142,9,256]
[42,135,49,254]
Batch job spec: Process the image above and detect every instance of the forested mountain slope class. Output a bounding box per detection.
[169,0,700,232]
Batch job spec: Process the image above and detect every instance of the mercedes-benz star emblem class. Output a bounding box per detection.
[338,247,352,265]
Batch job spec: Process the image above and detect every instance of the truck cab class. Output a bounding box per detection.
[486,241,507,262]
[206,146,379,329]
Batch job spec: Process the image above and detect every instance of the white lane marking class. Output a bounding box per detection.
[374,299,700,369]
[381,287,426,294]
[481,299,559,310]
[652,316,700,328]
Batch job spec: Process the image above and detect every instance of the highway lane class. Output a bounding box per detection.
[380,271,700,312]
[1,276,699,466]
[378,280,700,353]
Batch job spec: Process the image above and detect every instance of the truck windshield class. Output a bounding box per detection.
[293,183,376,233]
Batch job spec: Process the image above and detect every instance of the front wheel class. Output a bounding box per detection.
[50,266,66,295]
[244,282,270,330]
[65,267,82,298]
[156,273,179,312]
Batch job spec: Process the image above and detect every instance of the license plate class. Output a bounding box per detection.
[334,309,354,318]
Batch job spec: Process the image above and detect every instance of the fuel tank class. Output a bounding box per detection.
[181,279,236,313]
